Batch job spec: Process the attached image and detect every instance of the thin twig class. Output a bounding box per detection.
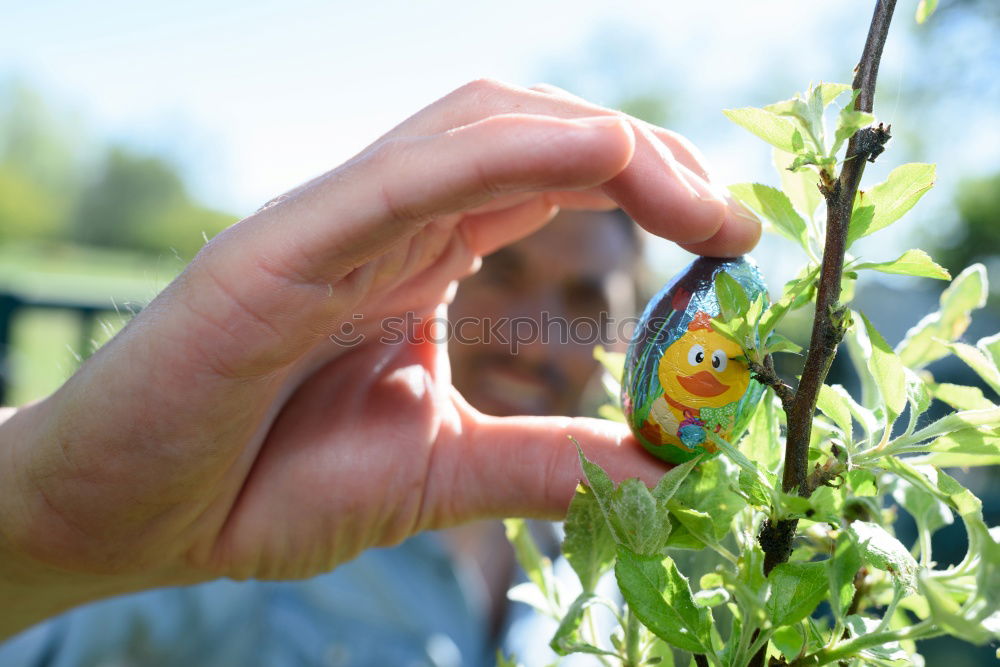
[749,356,796,413]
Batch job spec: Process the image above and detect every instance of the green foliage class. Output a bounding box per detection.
[923,170,1000,282]
[847,163,936,246]
[0,82,236,258]
[506,76,1000,666]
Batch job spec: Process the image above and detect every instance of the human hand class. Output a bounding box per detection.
[0,80,759,635]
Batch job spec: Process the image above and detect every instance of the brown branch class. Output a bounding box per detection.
[779,0,898,519]
[749,356,795,413]
[749,3,898,666]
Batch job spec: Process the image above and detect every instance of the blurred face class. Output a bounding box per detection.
[449,210,638,417]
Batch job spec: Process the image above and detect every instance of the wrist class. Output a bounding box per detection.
[0,404,167,640]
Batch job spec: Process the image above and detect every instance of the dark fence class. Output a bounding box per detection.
[0,291,136,404]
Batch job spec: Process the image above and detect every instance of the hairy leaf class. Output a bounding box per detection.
[859,312,907,422]
[854,248,950,280]
[723,107,803,153]
[828,533,863,618]
[774,148,822,221]
[765,561,828,626]
[729,182,809,250]
[946,342,1000,396]
[615,547,711,653]
[563,485,617,592]
[817,384,854,442]
[549,592,618,657]
[896,264,988,369]
[849,521,918,593]
[916,0,939,23]
[847,163,936,246]
[504,519,555,603]
[715,270,750,321]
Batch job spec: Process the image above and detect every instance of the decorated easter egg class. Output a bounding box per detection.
[621,256,768,464]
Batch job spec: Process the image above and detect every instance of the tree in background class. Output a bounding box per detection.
[0,79,234,260]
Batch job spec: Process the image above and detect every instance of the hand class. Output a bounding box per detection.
[0,80,759,635]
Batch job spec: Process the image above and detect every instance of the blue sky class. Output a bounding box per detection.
[3,1,997,284]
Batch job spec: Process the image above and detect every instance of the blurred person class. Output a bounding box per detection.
[444,207,642,644]
[0,80,759,665]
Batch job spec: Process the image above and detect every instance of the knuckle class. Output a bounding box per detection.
[452,77,517,107]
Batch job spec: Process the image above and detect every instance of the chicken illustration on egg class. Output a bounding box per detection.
[622,256,767,464]
[641,310,750,451]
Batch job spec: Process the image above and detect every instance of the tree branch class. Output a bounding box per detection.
[750,2,899,664]
[749,356,795,413]
[779,0,897,517]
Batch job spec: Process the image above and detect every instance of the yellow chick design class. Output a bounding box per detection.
[642,311,750,452]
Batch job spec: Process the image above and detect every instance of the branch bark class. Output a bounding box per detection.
[775,0,897,539]
[749,2,898,666]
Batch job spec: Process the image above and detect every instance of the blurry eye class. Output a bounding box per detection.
[711,350,727,372]
[687,344,705,366]
[563,279,608,314]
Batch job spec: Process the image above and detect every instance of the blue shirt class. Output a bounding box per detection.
[0,533,494,667]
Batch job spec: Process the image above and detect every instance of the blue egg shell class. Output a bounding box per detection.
[621,256,768,464]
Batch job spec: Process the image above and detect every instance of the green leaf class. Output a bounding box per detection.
[764,333,803,356]
[760,265,818,341]
[575,444,626,541]
[563,485,618,592]
[919,572,995,644]
[816,82,853,106]
[575,443,688,557]
[845,616,909,661]
[495,650,521,667]
[728,182,809,250]
[765,561,828,626]
[723,107,803,153]
[893,406,1000,454]
[817,383,853,442]
[947,341,1000,396]
[549,592,619,657]
[896,264,989,368]
[859,312,907,421]
[714,270,750,321]
[931,382,996,411]
[911,429,1000,467]
[892,478,953,540]
[672,458,747,539]
[853,248,951,280]
[594,345,625,385]
[651,455,702,506]
[693,587,729,608]
[847,468,878,496]
[847,163,936,246]
[615,547,711,653]
[916,0,938,24]
[848,520,918,593]
[833,106,874,154]
[979,332,1000,369]
[774,149,822,221]
[739,468,770,506]
[771,624,806,662]
[828,533,862,618]
[742,393,783,473]
[504,518,554,602]
[612,478,673,556]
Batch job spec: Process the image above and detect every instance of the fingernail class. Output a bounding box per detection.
[572,115,626,129]
[678,166,727,204]
[726,195,761,226]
